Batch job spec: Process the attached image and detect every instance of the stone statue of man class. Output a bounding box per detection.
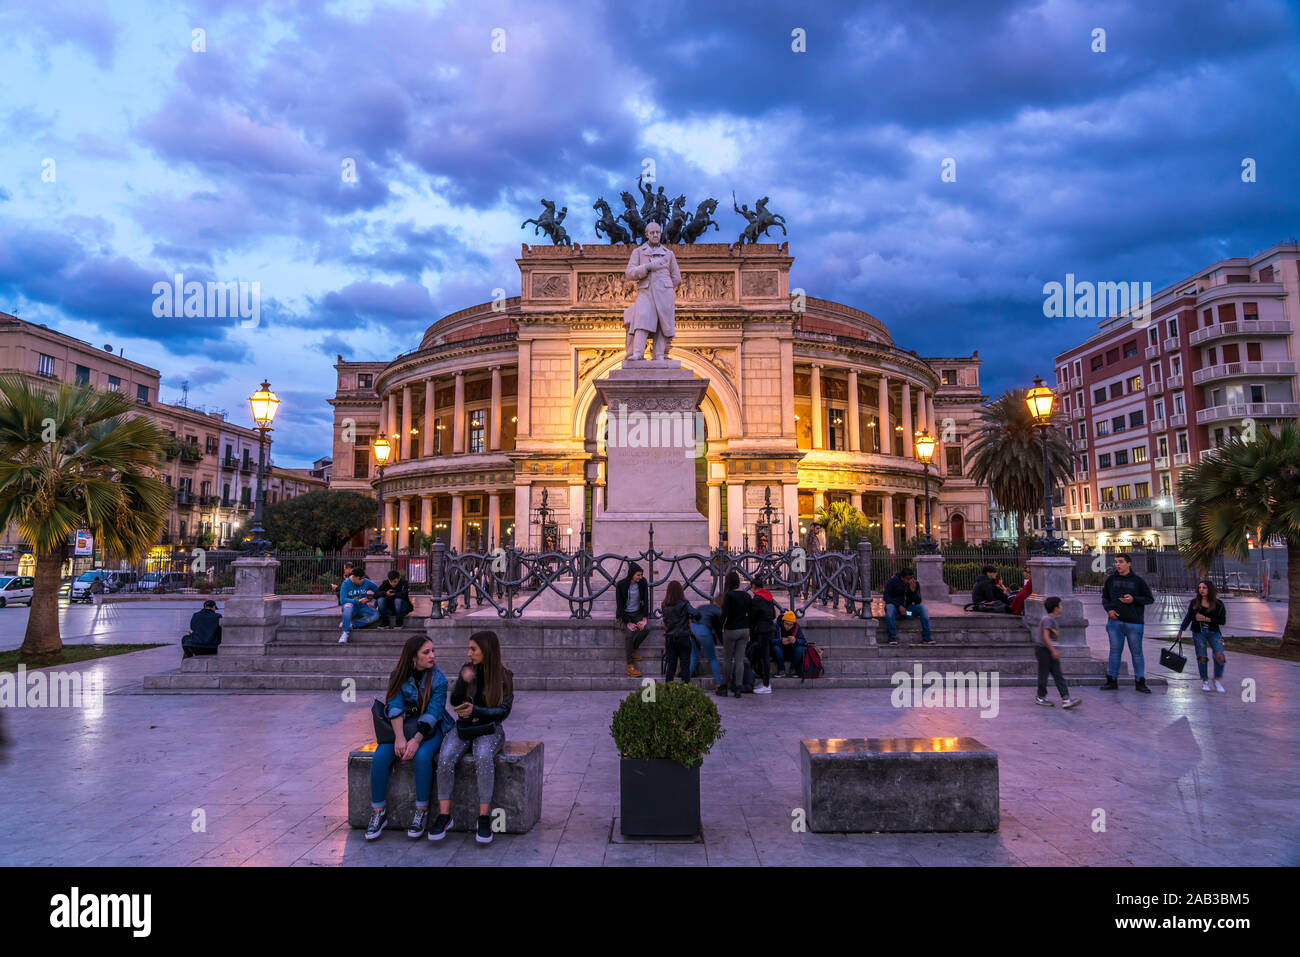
[622,221,682,361]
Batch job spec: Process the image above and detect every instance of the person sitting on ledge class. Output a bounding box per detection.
[338,567,380,643]
[971,565,1011,612]
[882,567,932,645]
[330,561,355,604]
[430,630,514,846]
[366,635,453,840]
[376,569,411,628]
[660,580,695,683]
[616,563,650,678]
[1010,576,1032,616]
[182,599,222,658]
[773,610,807,678]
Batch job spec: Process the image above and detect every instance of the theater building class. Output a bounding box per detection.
[328,242,990,553]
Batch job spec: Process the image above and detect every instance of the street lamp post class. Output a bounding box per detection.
[368,435,392,554]
[1026,376,1064,556]
[914,427,938,553]
[244,380,280,556]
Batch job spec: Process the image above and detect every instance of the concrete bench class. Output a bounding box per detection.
[348,740,543,834]
[800,737,999,832]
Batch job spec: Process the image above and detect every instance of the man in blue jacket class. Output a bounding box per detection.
[882,568,932,644]
[1100,553,1155,693]
[182,599,222,658]
[339,568,381,643]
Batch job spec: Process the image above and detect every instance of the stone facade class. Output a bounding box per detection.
[328,242,989,553]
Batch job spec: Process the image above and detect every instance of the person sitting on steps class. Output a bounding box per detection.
[616,563,650,677]
[338,567,380,643]
[882,567,932,644]
[376,569,411,628]
[971,565,1012,612]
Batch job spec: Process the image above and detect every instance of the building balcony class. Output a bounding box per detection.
[1070,407,1085,421]
[1199,448,1223,463]
[1196,280,1285,308]
[1196,401,1300,425]
[1166,374,1183,389]
[1147,379,1163,395]
[1072,438,1087,451]
[1153,455,1170,470]
[1149,418,1166,432]
[1191,360,1297,387]
[1163,337,1179,352]
[1145,344,1161,359]
[1173,452,1191,467]
[1188,318,1292,347]
[1167,412,1187,428]
[1067,376,1081,391]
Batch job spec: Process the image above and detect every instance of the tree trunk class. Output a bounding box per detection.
[18,544,65,665]
[1282,538,1300,653]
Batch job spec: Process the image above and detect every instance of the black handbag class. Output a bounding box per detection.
[1159,638,1187,673]
[457,719,497,740]
[371,699,421,744]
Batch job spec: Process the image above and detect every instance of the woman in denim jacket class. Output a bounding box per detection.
[366,635,454,840]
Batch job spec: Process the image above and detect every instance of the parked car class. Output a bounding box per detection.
[69,570,111,602]
[0,576,34,607]
[102,570,140,593]
[138,571,193,593]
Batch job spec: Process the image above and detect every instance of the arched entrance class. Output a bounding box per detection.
[950,512,966,543]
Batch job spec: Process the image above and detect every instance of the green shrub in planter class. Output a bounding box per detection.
[609,681,725,768]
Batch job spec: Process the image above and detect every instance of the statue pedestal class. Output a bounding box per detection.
[593,360,709,560]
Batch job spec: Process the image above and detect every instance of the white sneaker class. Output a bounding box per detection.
[338,631,349,644]
[1061,697,1080,709]
[1201,681,1211,692]
[753,684,772,695]
[1035,696,1054,707]
[1214,680,1225,693]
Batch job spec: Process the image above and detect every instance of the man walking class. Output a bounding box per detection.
[1100,553,1154,693]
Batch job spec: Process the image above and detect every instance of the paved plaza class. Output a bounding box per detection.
[1,597,1295,866]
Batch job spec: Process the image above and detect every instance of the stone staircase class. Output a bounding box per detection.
[142,608,1119,692]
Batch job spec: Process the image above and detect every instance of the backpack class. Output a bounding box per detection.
[800,642,824,680]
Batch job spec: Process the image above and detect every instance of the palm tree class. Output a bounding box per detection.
[0,375,171,664]
[1177,424,1300,651]
[966,388,1074,546]
[815,501,869,551]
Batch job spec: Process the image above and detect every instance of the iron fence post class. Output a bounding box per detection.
[429,541,445,619]
[856,539,873,619]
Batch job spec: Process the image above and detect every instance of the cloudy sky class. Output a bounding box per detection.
[1,0,1297,466]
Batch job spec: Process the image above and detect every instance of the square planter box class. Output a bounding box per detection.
[619,758,701,837]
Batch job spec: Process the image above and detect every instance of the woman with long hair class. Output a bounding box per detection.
[366,635,453,840]
[616,562,650,677]
[430,630,515,845]
[719,569,751,699]
[1177,579,1227,693]
[660,580,694,683]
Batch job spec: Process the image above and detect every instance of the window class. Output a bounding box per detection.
[1150,362,1160,383]
[1112,415,1126,433]
[1157,435,1168,457]
[1123,341,1138,358]
[1132,445,1147,463]
[357,373,373,389]
[1070,518,1081,530]
[1168,317,1178,338]
[1161,511,1175,526]
[1069,487,1077,507]
[1207,346,1217,366]
[1160,474,1171,495]
[1118,514,1134,528]
[1098,453,1112,468]
[353,437,371,479]
[1201,310,1212,327]
[1093,387,1107,404]
[1154,398,1164,419]
[941,369,957,386]
[467,408,486,454]
[1083,487,1090,506]
[1171,355,1181,376]
[1075,390,1084,408]
[1109,383,1123,400]
[205,436,218,454]
[1247,342,1262,362]
[1100,486,1115,503]
[1136,514,1152,528]
[1105,348,1119,364]
[1115,450,1129,466]
[1135,481,1150,498]
[1177,432,1189,455]
[1083,517,1095,530]
[1250,384,1266,403]
[107,375,121,391]
[1090,355,1104,372]
[1126,375,1142,392]
[944,446,963,477]
[1117,485,1131,501]
[136,384,149,404]
[1223,343,1240,363]
[1210,388,1223,406]
[75,365,90,386]
[1149,327,1159,345]
[1096,421,1109,436]
[1129,410,1144,428]
[1102,516,1117,529]
[37,354,55,377]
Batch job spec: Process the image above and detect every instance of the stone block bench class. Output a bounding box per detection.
[800,737,998,832]
[348,740,543,834]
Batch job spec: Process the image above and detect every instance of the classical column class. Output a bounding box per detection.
[904,496,917,541]
[726,481,744,548]
[490,366,502,451]
[880,494,895,551]
[901,381,913,458]
[450,493,464,551]
[812,489,825,516]
[782,482,799,536]
[810,364,824,449]
[400,385,412,460]
[488,492,501,548]
[878,375,890,453]
[397,496,411,552]
[517,344,531,437]
[847,369,861,452]
[452,372,466,455]
[926,392,936,436]
[386,392,398,451]
[514,483,531,550]
[422,378,435,456]
[851,491,864,512]
[421,494,433,536]
[708,483,722,547]
[384,499,396,552]
[568,481,585,548]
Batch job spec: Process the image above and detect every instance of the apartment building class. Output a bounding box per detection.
[0,312,317,558]
[1053,242,1299,549]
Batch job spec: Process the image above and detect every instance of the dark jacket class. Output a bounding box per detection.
[450,663,515,736]
[775,619,807,650]
[661,600,694,643]
[184,608,222,650]
[720,589,751,631]
[1178,598,1226,635]
[883,573,922,609]
[693,601,723,640]
[615,574,650,622]
[1102,570,1154,623]
[750,588,778,641]
[972,576,1011,607]
[376,576,409,603]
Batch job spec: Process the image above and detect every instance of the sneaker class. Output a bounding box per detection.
[1035,696,1054,707]
[920,637,934,644]
[626,663,642,678]
[365,808,387,840]
[395,619,406,628]
[377,618,391,629]
[1099,677,1118,690]
[1213,680,1225,694]
[338,631,349,644]
[886,638,898,645]
[1135,678,1151,694]
[1201,681,1211,692]
[753,684,772,695]
[476,814,493,844]
[427,813,453,841]
[1061,697,1081,709]
[407,808,429,838]
[715,686,729,697]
